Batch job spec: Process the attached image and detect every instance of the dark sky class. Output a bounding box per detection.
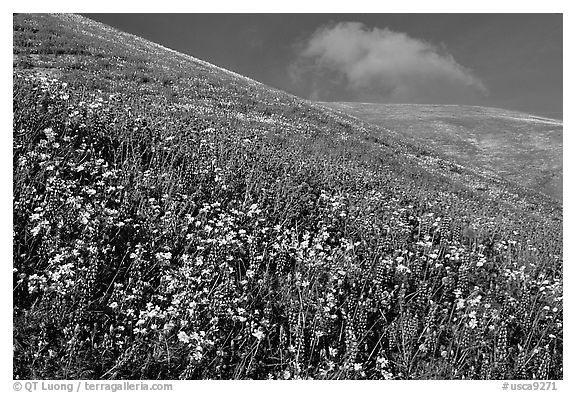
[85,14,563,119]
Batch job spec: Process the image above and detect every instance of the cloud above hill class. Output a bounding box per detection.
[290,22,488,103]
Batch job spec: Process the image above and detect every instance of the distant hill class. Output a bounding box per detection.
[13,14,562,380]
[320,103,562,201]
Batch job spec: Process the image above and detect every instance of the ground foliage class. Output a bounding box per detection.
[13,14,562,380]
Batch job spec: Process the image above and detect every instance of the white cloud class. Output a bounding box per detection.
[291,22,488,102]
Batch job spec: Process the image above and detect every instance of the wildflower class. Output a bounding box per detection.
[192,350,203,362]
[469,295,482,306]
[134,327,147,335]
[178,331,191,343]
[377,357,389,367]
[79,212,90,225]
[456,299,466,310]
[31,224,43,237]
[155,252,172,262]
[43,128,56,141]
[252,329,265,341]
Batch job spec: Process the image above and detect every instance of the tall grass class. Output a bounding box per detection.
[13,14,562,380]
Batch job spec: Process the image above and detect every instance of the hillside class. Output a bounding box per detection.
[321,102,563,201]
[13,14,562,380]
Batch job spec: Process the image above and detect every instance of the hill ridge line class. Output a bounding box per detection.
[319,101,563,125]
[61,13,265,87]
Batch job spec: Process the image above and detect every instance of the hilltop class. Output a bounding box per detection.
[321,102,563,201]
[13,14,562,380]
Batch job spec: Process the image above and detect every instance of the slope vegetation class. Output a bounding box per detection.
[13,14,562,380]
[322,102,563,201]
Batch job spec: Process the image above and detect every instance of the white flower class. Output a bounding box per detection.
[79,212,89,225]
[43,128,56,141]
[456,299,466,310]
[470,295,482,306]
[178,331,191,343]
[134,327,147,335]
[376,357,389,367]
[155,251,172,261]
[31,225,42,237]
[252,329,265,341]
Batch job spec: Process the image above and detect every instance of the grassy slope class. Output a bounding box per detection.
[13,14,562,380]
[321,102,563,201]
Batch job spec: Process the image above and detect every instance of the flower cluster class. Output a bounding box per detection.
[13,13,562,380]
